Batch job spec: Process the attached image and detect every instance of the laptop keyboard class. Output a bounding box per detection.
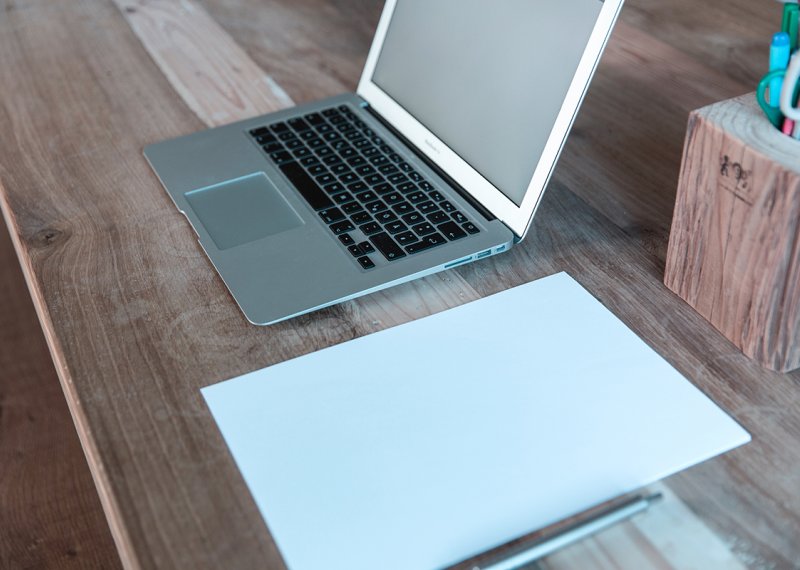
[248,104,479,270]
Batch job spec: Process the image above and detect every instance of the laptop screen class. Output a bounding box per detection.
[372,0,604,206]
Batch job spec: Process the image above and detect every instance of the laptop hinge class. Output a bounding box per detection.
[361,103,496,222]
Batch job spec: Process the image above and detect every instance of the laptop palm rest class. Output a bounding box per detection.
[184,173,303,251]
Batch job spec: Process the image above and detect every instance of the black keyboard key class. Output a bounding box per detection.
[250,126,270,137]
[409,171,424,182]
[319,207,345,224]
[331,163,350,175]
[355,190,378,203]
[374,183,394,195]
[358,241,375,254]
[342,201,363,214]
[418,201,438,215]
[305,112,325,126]
[430,191,446,202]
[419,180,434,191]
[365,200,387,214]
[323,154,343,165]
[392,201,413,215]
[278,131,297,141]
[322,108,340,118]
[463,222,480,234]
[370,232,406,261]
[325,131,343,142]
[263,142,283,154]
[395,231,417,246]
[292,147,311,158]
[308,164,327,176]
[357,256,375,270]
[438,221,467,241]
[375,211,397,224]
[347,156,367,167]
[398,161,413,172]
[300,156,320,167]
[379,164,399,175]
[427,211,449,224]
[341,147,358,158]
[356,165,376,176]
[339,233,355,246]
[353,138,371,149]
[452,211,468,224]
[330,220,354,235]
[386,221,407,234]
[348,181,368,193]
[316,147,334,157]
[402,212,424,225]
[340,172,359,185]
[406,232,447,254]
[388,173,408,184]
[333,192,355,205]
[365,174,385,186]
[397,182,417,194]
[289,117,311,131]
[308,138,326,149]
[317,173,335,185]
[348,244,363,257]
[362,146,379,157]
[270,150,294,164]
[361,222,382,235]
[279,162,334,210]
[351,211,372,225]
[383,192,404,205]
[316,124,333,133]
[412,222,436,236]
[406,191,426,203]
[324,182,345,194]
[300,130,317,140]
[285,138,304,150]
[389,152,403,163]
[256,133,278,145]
[440,201,456,212]
[370,155,390,166]
[270,122,290,133]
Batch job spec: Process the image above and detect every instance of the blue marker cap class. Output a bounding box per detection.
[773,32,791,47]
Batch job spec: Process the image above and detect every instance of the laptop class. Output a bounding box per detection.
[145,0,624,325]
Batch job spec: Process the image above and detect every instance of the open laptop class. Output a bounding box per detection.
[145,0,624,325]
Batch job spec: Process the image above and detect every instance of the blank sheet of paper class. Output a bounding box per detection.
[202,272,750,570]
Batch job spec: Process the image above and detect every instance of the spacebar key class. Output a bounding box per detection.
[370,232,406,261]
[279,161,333,210]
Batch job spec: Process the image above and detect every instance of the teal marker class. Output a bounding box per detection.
[771,32,791,107]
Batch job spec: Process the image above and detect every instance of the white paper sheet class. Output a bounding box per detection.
[203,272,750,570]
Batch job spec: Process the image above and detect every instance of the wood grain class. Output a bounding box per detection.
[665,94,800,372]
[0,216,120,568]
[1,0,799,569]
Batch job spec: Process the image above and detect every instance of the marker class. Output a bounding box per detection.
[771,32,791,107]
[784,3,800,51]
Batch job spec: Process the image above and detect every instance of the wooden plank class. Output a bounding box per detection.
[113,0,295,126]
[0,217,121,569]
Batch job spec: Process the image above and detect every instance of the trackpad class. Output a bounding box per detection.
[185,173,303,250]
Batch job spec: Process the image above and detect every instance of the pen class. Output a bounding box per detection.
[770,32,791,106]
[470,493,663,570]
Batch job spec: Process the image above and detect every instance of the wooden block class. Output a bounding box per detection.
[665,93,800,372]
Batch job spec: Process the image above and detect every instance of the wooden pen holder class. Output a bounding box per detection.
[665,93,800,372]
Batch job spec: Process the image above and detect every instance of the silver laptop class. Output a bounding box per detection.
[145,0,624,325]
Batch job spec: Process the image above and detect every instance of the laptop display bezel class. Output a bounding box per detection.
[357,0,625,239]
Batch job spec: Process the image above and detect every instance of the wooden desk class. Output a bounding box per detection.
[1,1,797,568]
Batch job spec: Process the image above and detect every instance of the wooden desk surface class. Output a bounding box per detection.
[1,1,798,568]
